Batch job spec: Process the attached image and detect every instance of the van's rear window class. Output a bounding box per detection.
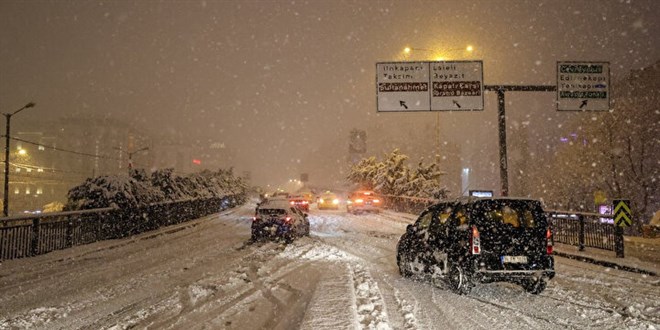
[477,201,542,228]
[258,209,286,216]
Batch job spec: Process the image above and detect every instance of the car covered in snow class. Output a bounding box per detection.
[317,191,341,210]
[396,197,555,294]
[346,190,382,214]
[251,199,310,242]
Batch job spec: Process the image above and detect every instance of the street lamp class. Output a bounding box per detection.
[402,45,474,61]
[3,102,36,216]
[400,45,475,168]
[115,146,149,175]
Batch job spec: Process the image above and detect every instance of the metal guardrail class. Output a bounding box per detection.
[546,210,624,257]
[0,195,243,261]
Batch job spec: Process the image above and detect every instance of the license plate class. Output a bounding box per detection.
[502,256,528,264]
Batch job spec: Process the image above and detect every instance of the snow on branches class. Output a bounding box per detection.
[65,168,248,210]
[347,148,449,199]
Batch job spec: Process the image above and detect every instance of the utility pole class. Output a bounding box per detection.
[3,102,36,216]
[116,146,149,175]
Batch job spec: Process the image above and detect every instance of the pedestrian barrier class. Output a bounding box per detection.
[0,195,243,261]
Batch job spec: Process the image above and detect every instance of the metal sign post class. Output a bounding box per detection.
[612,199,631,258]
[484,85,556,196]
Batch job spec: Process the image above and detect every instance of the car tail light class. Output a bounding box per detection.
[546,228,553,255]
[303,201,308,205]
[470,225,481,255]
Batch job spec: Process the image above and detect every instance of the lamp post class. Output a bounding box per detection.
[115,146,149,175]
[403,45,474,61]
[3,102,36,217]
[127,147,149,172]
[400,45,475,160]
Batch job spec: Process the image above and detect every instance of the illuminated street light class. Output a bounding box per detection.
[402,45,475,61]
[400,45,476,157]
[3,102,36,216]
[115,146,149,175]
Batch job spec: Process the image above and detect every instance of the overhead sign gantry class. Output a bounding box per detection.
[375,59,612,197]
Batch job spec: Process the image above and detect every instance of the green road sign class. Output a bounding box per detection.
[613,199,632,227]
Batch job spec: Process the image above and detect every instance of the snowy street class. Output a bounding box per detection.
[1,202,658,330]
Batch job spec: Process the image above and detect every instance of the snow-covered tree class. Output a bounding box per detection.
[346,149,448,200]
[65,167,247,211]
[346,156,381,190]
[374,149,409,196]
[65,175,165,210]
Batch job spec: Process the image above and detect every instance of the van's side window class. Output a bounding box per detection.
[438,206,453,224]
[416,210,434,230]
[453,206,469,228]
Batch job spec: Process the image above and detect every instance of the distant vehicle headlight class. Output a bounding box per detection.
[319,198,325,203]
[332,199,339,205]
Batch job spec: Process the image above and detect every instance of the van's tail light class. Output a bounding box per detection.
[546,228,553,255]
[470,225,481,255]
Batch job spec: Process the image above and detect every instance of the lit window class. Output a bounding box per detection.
[36,188,43,195]
[38,145,45,151]
[14,188,19,194]
[27,168,32,173]
[37,168,44,172]
[15,168,20,172]
[25,187,30,194]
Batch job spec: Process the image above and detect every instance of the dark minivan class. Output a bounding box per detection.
[396,197,555,294]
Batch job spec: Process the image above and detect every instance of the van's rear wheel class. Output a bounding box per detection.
[447,265,472,295]
[397,253,413,277]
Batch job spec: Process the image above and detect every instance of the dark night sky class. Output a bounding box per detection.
[1,0,658,189]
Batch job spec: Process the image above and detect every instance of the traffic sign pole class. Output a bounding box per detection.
[485,85,557,196]
[612,199,631,258]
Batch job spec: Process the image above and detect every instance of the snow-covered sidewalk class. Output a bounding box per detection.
[554,237,660,276]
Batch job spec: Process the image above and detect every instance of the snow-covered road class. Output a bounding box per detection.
[1,202,658,329]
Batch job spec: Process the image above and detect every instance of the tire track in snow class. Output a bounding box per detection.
[350,263,392,330]
[379,276,419,330]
